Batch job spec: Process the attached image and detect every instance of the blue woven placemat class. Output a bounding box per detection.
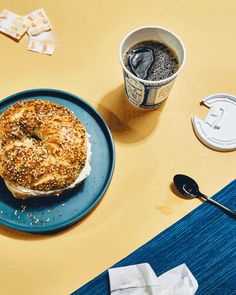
[72,180,236,295]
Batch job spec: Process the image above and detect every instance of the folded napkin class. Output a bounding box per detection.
[108,263,198,295]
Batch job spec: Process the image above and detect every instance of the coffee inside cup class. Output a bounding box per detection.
[123,40,179,81]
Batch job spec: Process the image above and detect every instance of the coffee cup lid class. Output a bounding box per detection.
[192,93,236,151]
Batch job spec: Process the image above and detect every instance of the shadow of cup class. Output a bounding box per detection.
[97,85,166,143]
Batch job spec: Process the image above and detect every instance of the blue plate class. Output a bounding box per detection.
[0,89,115,233]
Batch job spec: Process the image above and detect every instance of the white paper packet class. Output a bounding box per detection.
[0,9,27,40]
[25,8,52,36]
[27,40,55,55]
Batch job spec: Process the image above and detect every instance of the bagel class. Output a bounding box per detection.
[0,99,91,199]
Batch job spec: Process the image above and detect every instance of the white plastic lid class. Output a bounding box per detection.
[192,93,236,151]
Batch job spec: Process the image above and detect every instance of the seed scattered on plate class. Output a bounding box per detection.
[20,205,27,212]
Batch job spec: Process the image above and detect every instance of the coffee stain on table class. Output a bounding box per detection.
[156,205,173,215]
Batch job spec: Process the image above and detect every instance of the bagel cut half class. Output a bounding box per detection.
[0,99,91,199]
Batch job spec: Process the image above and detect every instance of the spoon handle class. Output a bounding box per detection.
[202,195,236,218]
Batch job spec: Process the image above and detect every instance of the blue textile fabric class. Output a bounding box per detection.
[73,180,236,295]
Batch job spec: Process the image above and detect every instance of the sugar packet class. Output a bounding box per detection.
[25,8,52,36]
[0,9,27,40]
[27,40,55,55]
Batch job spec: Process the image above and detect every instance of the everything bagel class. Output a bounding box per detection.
[0,99,91,198]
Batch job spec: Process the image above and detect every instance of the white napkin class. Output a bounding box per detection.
[108,263,198,295]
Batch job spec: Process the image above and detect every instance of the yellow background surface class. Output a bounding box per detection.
[0,1,236,294]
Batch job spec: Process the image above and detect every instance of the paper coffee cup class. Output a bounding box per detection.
[119,26,186,109]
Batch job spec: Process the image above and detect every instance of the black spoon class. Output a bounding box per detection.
[173,174,236,218]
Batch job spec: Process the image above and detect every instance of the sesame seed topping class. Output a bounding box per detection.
[0,99,87,191]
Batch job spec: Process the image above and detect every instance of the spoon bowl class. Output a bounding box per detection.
[173,174,201,199]
[173,174,236,218]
